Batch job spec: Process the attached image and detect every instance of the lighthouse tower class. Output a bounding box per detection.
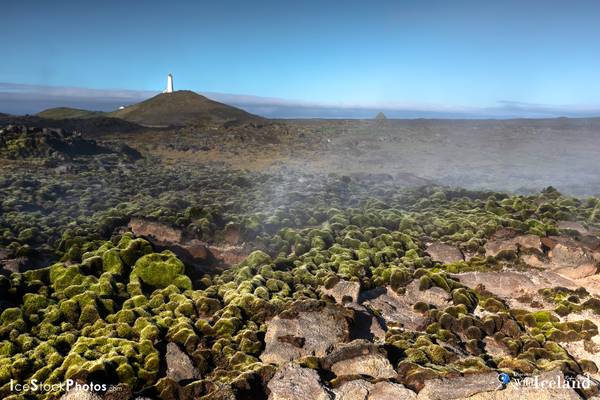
[164,73,174,93]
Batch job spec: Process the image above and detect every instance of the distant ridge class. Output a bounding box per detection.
[108,90,262,127]
[37,107,104,120]
[0,114,145,135]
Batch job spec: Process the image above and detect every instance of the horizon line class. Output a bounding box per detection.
[2,82,600,120]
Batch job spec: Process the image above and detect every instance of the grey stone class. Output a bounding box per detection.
[166,342,200,382]
[260,303,351,365]
[268,363,332,400]
[426,243,464,264]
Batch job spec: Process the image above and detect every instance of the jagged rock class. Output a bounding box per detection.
[417,370,582,400]
[426,243,464,264]
[361,282,450,331]
[0,124,118,160]
[322,340,396,379]
[463,371,582,400]
[485,234,543,257]
[521,254,546,268]
[404,280,450,308]
[550,243,596,268]
[207,244,249,266]
[321,280,361,304]
[518,236,600,280]
[128,218,183,244]
[59,387,102,400]
[334,380,416,400]
[260,302,352,365]
[368,382,417,400]
[558,221,590,235]
[454,270,577,300]
[483,337,510,357]
[334,380,371,400]
[166,342,200,382]
[267,363,332,400]
[128,218,214,266]
[362,288,425,331]
[1,257,28,274]
[555,263,597,280]
[416,372,504,399]
[346,303,386,341]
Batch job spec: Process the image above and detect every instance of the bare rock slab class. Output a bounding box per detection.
[361,282,450,331]
[416,372,499,400]
[166,342,200,382]
[426,243,464,264]
[320,279,361,304]
[484,234,542,257]
[417,370,581,400]
[334,380,416,400]
[454,270,577,300]
[260,302,352,365]
[268,363,332,400]
[323,340,396,379]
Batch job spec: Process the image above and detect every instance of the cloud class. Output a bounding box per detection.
[1,82,600,119]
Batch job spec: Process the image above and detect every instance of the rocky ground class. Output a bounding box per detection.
[2,122,600,399]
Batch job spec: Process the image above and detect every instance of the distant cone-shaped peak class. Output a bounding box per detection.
[375,112,387,120]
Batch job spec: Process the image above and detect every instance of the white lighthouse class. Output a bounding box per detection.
[164,73,174,93]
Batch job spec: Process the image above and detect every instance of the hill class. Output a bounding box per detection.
[37,107,104,119]
[108,90,261,127]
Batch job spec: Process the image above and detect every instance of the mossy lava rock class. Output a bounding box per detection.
[130,251,192,292]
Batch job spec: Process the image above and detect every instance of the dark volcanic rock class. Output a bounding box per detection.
[0,123,141,161]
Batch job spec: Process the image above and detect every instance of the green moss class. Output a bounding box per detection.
[242,250,272,267]
[419,275,432,291]
[483,297,506,313]
[102,248,124,275]
[389,267,412,291]
[118,236,153,266]
[130,251,191,291]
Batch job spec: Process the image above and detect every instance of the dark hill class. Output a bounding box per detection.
[108,90,262,127]
[0,115,145,136]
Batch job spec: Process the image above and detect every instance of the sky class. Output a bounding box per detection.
[2,0,600,118]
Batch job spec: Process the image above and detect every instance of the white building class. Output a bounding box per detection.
[163,73,174,93]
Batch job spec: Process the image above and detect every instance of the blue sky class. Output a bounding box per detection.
[2,0,600,117]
